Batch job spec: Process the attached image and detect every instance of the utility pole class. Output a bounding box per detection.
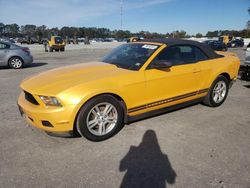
[120,0,123,30]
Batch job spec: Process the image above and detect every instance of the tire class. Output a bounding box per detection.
[48,46,53,52]
[55,49,59,52]
[8,57,23,69]
[76,95,124,141]
[60,47,65,52]
[203,75,229,107]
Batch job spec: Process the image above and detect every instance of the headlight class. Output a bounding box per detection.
[39,96,62,107]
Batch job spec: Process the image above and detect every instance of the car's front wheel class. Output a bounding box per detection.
[76,95,124,141]
[203,75,229,107]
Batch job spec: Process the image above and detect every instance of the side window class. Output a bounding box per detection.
[152,45,208,67]
[0,43,10,49]
[178,46,196,64]
[194,47,208,61]
[153,46,185,66]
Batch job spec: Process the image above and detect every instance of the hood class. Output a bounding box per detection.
[20,62,132,95]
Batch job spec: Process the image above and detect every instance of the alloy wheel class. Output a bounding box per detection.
[86,102,118,136]
[212,81,227,103]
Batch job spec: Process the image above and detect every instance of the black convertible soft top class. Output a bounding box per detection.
[141,38,222,59]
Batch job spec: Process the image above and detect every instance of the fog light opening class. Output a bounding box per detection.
[41,121,53,127]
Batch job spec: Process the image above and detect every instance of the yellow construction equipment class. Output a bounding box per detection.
[127,37,140,43]
[218,35,233,45]
[47,36,66,52]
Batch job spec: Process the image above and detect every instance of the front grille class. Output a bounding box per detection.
[24,91,39,105]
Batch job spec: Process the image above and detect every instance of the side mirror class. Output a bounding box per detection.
[153,60,172,69]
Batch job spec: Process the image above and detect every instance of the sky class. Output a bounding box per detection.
[0,0,249,35]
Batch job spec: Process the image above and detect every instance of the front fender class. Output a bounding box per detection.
[69,90,127,129]
[59,85,127,128]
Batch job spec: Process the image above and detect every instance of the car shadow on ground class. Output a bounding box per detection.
[46,103,200,139]
[24,62,48,68]
[119,130,177,188]
[128,102,200,125]
[243,85,250,88]
[0,62,48,69]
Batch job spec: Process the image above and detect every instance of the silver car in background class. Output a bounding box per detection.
[0,42,33,69]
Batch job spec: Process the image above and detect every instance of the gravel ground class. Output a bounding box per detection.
[0,43,249,188]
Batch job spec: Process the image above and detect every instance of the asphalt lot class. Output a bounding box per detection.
[0,43,250,188]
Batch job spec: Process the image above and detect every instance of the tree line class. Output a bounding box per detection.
[0,23,249,39]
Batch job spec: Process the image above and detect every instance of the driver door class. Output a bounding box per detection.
[144,45,207,112]
[0,43,10,65]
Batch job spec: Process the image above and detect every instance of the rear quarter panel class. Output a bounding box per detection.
[6,49,30,63]
[199,52,240,89]
[4,50,20,64]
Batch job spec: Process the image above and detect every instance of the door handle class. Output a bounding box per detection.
[192,69,201,73]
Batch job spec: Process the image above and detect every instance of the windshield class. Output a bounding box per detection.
[102,43,159,70]
[55,37,63,44]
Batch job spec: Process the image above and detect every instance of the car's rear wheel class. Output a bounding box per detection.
[8,57,23,69]
[203,75,229,107]
[60,47,65,52]
[76,95,124,141]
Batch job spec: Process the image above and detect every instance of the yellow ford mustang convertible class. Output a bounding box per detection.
[18,39,240,141]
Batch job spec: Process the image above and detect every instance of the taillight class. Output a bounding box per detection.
[22,47,30,54]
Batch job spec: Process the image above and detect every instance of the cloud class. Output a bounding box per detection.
[0,0,173,27]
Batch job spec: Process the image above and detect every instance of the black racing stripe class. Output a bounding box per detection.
[147,91,197,108]
[198,88,209,94]
[128,105,147,113]
[128,88,209,113]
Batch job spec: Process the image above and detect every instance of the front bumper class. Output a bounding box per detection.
[239,65,250,81]
[51,45,65,49]
[18,91,75,133]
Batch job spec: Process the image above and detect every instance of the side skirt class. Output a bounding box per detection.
[125,97,204,124]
